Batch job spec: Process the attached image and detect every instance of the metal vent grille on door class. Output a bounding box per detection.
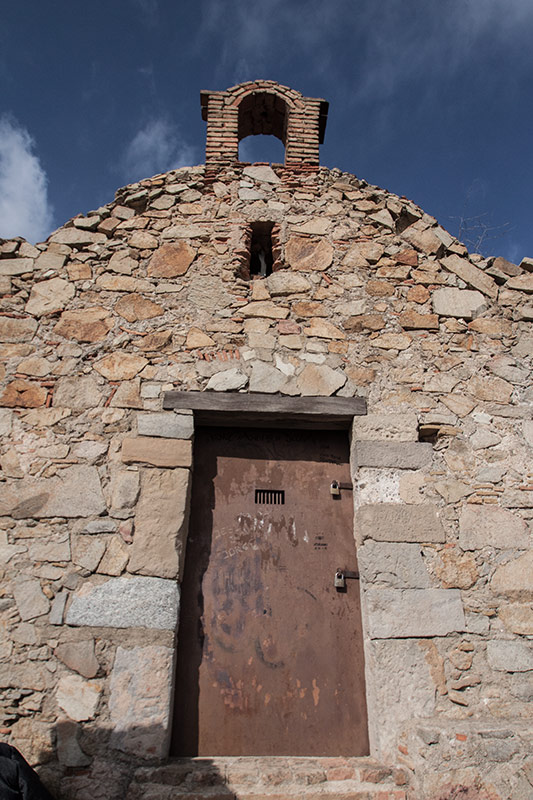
[255,489,285,505]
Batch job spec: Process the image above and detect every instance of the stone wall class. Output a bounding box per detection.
[0,156,532,799]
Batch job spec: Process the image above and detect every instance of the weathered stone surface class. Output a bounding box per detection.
[373,333,411,350]
[499,604,533,635]
[399,310,439,330]
[96,273,151,292]
[468,317,512,336]
[266,272,311,295]
[441,254,498,299]
[491,551,533,599]
[343,241,384,267]
[110,378,143,408]
[0,257,34,275]
[303,318,345,339]
[293,300,327,317]
[352,414,418,442]
[56,719,91,767]
[56,674,102,721]
[0,465,105,518]
[506,274,533,293]
[129,230,158,249]
[121,437,192,468]
[403,226,442,254]
[109,645,173,758]
[0,316,38,343]
[25,278,75,317]
[187,276,231,310]
[0,379,47,408]
[240,301,288,319]
[292,217,331,235]
[148,242,196,277]
[487,640,533,672]
[356,504,445,543]
[432,287,486,319]
[55,640,99,678]
[94,352,148,380]
[49,228,106,246]
[72,536,106,572]
[249,362,288,393]
[366,588,465,637]
[107,250,137,274]
[12,578,50,621]
[366,638,436,760]
[358,541,431,588]
[30,533,70,562]
[243,164,280,183]
[466,375,513,404]
[206,368,248,391]
[0,408,13,436]
[434,548,479,589]
[296,363,346,396]
[0,662,53,691]
[54,375,102,409]
[459,506,528,550]
[17,356,53,377]
[137,411,193,439]
[352,441,433,469]
[285,236,333,271]
[343,313,385,332]
[98,536,130,576]
[128,468,189,579]
[66,576,179,629]
[114,294,164,322]
[185,327,215,348]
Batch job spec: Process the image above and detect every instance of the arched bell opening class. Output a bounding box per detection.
[237,91,289,164]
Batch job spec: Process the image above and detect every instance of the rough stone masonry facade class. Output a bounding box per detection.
[0,80,532,800]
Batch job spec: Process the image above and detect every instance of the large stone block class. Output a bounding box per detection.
[352,413,418,442]
[432,287,486,319]
[487,640,533,672]
[0,465,106,519]
[352,441,432,469]
[459,506,529,550]
[128,468,190,579]
[56,674,102,721]
[66,576,179,630]
[137,411,193,439]
[0,317,38,343]
[356,504,445,543]
[109,645,174,758]
[365,638,436,761]
[54,375,102,409]
[365,588,465,638]
[357,541,431,588]
[121,437,192,467]
[491,551,533,599]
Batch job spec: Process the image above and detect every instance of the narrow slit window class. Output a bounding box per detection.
[255,489,285,505]
[250,222,274,278]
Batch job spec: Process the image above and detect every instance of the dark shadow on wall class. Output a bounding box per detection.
[18,720,235,800]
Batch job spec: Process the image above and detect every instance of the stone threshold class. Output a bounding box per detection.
[126,756,410,800]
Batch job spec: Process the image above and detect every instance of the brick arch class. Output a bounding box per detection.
[201,80,328,175]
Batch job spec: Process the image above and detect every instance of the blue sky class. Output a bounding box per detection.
[1,0,532,263]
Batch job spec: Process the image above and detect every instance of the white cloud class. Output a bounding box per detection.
[120,119,197,182]
[0,115,53,244]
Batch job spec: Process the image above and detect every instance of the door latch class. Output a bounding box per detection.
[334,568,359,590]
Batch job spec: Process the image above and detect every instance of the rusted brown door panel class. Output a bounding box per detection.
[171,428,369,756]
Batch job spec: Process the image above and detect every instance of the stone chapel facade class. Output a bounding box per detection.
[0,81,532,799]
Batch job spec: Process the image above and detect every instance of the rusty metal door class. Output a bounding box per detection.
[171,427,369,756]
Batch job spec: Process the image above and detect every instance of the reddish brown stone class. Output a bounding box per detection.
[147,242,196,278]
[67,263,92,281]
[407,285,430,304]
[292,301,327,317]
[277,320,301,334]
[396,248,418,267]
[399,310,439,330]
[54,307,113,342]
[1,380,47,408]
[366,279,395,297]
[114,294,164,322]
[344,314,385,332]
[137,330,173,351]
